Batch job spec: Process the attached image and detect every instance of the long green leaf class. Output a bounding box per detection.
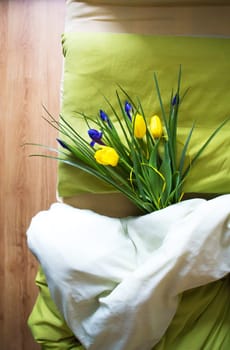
[182,118,229,180]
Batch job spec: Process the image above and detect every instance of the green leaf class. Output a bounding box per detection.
[182,117,230,180]
[160,142,172,203]
[179,122,195,175]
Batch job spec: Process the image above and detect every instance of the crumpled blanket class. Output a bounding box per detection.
[27,195,230,350]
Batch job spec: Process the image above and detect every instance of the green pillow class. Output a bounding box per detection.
[58,32,230,197]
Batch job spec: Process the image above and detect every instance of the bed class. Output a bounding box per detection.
[27,1,230,349]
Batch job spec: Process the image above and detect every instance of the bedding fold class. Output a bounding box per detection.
[27,195,230,350]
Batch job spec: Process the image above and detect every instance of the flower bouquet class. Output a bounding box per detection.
[30,67,228,214]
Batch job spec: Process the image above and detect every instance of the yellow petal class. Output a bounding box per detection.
[150,115,163,138]
[94,146,119,166]
[133,113,146,139]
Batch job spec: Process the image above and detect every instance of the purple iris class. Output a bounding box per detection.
[100,109,109,121]
[88,129,104,147]
[125,101,132,120]
[100,109,112,127]
[172,93,179,106]
[57,138,70,151]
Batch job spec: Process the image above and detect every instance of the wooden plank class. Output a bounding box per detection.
[0,1,65,349]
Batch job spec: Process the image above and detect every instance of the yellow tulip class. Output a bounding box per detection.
[94,146,119,166]
[150,115,163,138]
[133,113,146,139]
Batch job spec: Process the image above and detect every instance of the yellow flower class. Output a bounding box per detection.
[94,146,119,166]
[133,113,146,139]
[150,115,163,138]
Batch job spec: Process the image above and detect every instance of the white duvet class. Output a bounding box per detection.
[27,195,230,350]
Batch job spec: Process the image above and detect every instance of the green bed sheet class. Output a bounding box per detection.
[29,31,230,349]
[58,32,230,197]
[28,268,230,349]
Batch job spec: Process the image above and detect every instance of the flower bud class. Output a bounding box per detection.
[172,93,179,106]
[150,115,163,138]
[57,138,70,151]
[133,113,146,139]
[125,101,133,120]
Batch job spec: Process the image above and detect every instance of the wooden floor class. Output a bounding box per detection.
[0,1,65,349]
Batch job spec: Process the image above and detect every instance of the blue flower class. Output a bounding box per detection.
[172,93,179,106]
[57,138,71,151]
[100,110,109,122]
[125,101,132,120]
[100,109,112,127]
[88,129,104,147]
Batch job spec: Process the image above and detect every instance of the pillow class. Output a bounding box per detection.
[65,1,230,35]
[67,1,229,5]
[59,1,230,199]
[58,32,230,197]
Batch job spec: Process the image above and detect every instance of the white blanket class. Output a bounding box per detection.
[27,195,230,350]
